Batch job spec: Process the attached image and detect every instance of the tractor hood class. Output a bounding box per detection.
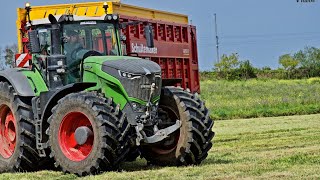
[84,56,162,103]
[102,58,161,75]
[84,56,161,75]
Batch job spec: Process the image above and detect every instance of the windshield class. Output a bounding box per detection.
[63,22,119,58]
[62,21,119,83]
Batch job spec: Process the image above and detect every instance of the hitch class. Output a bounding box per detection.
[135,120,181,145]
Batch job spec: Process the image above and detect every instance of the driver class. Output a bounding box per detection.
[64,30,83,61]
[64,30,83,83]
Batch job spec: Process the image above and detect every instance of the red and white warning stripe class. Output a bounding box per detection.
[15,53,30,67]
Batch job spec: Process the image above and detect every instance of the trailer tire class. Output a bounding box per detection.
[47,92,131,176]
[0,82,40,173]
[140,87,215,166]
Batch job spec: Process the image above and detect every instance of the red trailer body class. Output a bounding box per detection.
[120,16,200,93]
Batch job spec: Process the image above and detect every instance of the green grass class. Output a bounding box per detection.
[1,114,320,179]
[201,79,320,120]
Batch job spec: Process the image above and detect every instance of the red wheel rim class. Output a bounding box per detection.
[0,105,17,159]
[58,112,94,162]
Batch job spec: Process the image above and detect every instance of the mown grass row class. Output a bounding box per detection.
[2,114,320,179]
[200,79,320,120]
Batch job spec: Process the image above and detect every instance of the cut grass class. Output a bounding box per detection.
[1,114,319,179]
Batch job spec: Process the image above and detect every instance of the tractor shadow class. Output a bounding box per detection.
[120,159,162,172]
[119,156,233,172]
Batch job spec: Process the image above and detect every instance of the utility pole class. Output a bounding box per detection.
[214,13,220,64]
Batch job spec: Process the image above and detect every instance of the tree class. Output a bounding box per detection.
[279,54,300,79]
[279,54,299,71]
[214,53,240,80]
[293,46,320,77]
[239,60,256,80]
[4,44,18,68]
[0,46,4,70]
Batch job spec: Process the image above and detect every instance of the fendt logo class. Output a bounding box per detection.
[131,43,158,54]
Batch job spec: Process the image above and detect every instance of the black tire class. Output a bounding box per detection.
[125,148,140,162]
[47,92,131,176]
[140,87,215,166]
[0,82,40,172]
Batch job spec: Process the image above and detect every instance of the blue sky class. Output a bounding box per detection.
[1,0,320,70]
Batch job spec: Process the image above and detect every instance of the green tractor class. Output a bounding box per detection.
[0,4,214,176]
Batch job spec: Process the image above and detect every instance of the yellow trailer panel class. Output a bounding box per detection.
[16,1,188,52]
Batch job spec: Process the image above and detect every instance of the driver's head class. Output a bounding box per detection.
[66,30,80,43]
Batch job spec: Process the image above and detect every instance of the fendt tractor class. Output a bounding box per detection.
[0,2,214,175]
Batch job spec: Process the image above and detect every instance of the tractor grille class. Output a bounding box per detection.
[121,74,161,102]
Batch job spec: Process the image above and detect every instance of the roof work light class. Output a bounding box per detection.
[103,2,109,13]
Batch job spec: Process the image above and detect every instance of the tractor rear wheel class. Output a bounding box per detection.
[140,87,215,166]
[0,82,39,172]
[47,92,131,176]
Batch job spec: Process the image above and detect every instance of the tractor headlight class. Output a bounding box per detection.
[68,16,74,21]
[64,15,74,22]
[107,15,112,21]
[118,70,141,79]
[113,15,118,20]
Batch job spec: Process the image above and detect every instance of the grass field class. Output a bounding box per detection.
[201,79,320,120]
[1,114,319,180]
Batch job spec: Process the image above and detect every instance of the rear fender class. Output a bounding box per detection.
[0,68,48,97]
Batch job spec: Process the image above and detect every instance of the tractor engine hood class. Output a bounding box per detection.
[102,58,161,75]
[98,57,162,103]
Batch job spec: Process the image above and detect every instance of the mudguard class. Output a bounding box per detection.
[0,69,39,97]
[40,82,97,121]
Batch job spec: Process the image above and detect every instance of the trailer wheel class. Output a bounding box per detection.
[0,82,39,173]
[140,87,215,166]
[47,92,131,176]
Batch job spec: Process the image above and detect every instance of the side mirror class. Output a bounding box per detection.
[144,25,154,48]
[28,30,41,53]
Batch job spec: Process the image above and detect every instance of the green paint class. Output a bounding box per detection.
[82,56,160,109]
[82,61,130,109]
[84,56,141,64]
[128,97,147,106]
[20,69,48,96]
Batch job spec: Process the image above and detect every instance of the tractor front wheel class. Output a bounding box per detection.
[140,87,215,166]
[47,92,131,176]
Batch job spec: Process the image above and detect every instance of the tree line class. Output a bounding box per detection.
[202,46,320,80]
[0,44,18,70]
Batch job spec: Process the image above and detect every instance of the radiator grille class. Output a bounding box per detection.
[121,74,161,102]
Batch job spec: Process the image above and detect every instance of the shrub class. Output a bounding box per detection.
[307,77,320,84]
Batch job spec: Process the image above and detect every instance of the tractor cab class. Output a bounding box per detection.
[32,16,121,83]
[28,11,153,85]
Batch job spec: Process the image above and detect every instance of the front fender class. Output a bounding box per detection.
[40,82,97,121]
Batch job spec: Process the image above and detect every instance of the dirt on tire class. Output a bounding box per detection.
[140,87,215,166]
[0,82,41,173]
[47,92,132,176]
